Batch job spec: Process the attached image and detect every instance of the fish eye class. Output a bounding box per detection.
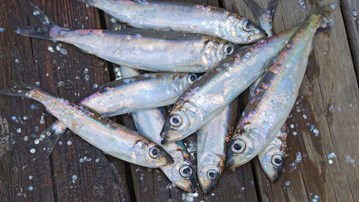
[206,169,218,180]
[231,139,246,154]
[149,146,161,159]
[242,19,254,32]
[179,165,193,178]
[271,154,283,166]
[169,114,182,127]
[187,74,198,84]
[224,44,234,55]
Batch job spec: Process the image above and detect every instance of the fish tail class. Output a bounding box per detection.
[0,81,48,103]
[245,0,279,36]
[245,0,279,20]
[0,81,35,98]
[40,121,67,159]
[310,1,337,21]
[15,3,65,41]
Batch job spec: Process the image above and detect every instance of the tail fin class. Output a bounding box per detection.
[39,121,67,159]
[308,2,337,33]
[0,81,34,98]
[245,0,279,36]
[15,3,63,41]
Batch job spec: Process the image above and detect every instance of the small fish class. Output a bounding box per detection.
[246,0,287,181]
[80,72,198,117]
[0,83,173,168]
[226,4,334,169]
[121,66,197,193]
[160,22,300,144]
[79,0,267,44]
[16,3,235,72]
[257,127,287,182]
[196,99,237,193]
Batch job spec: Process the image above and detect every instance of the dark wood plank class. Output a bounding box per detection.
[247,0,359,201]
[340,0,359,82]
[0,0,130,201]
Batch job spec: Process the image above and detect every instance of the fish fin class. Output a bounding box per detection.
[40,121,67,159]
[245,0,279,21]
[245,0,279,36]
[245,0,264,20]
[28,2,57,28]
[310,1,338,20]
[0,81,34,98]
[15,3,64,41]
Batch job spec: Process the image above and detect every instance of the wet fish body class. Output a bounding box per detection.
[197,99,237,193]
[227,7,328,168]
[121,67,196,192]
[257,127,287,182]
[0,85,173,168]
[161,26,299,144]
[81,72,198,117]
[17,5,234,72]
[80,0,266,44]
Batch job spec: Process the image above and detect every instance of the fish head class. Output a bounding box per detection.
[226,16,267,44]
[197,155,224,194]
[161,105,199,144]
[258,135,286,182]
[166,155,197,192]
[133,140,173,168]
[259,150,284,182]
[182,73,199,88]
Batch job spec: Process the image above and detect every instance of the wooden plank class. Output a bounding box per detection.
[248,0,359,201]
[0,0,130,201]
[340,0,359,82]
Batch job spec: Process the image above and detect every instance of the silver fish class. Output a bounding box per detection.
[196,99,237,193]
[80,72,198,117]
[16,4,234,72]
[257,127,287,182]
[226,5,333,168]
[160,25,300,144]
[0,84,173,168]
[79,0,267,44]
[246,0,287,182]
[121,66,197,193]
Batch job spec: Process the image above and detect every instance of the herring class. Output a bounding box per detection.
[121,66,197,193]
[257,127,287,182]
[246,0,287,182]
[16,3,235,72]
[196,99,237,193]
[79,0,267,44]
[160,23,300,144]
[226,4,333,169]
[0,83,173,168]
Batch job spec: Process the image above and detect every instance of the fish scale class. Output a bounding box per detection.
[227,6,330,168]
[161,26,299,144]
[80,0,266,44]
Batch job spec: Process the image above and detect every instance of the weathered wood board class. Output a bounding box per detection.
[0,1,130,201]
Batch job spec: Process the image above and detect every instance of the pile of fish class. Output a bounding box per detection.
[0,0,335,194]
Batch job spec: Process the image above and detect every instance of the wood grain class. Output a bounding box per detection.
[248,0,359,201]
[0,1,130,201]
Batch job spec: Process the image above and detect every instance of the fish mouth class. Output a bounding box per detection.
[175,175,197,193]
[264,165,283,183]
[160,130,184,144]
[198,176,218,194]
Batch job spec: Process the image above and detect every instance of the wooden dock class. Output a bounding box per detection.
[0,0,358,201]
